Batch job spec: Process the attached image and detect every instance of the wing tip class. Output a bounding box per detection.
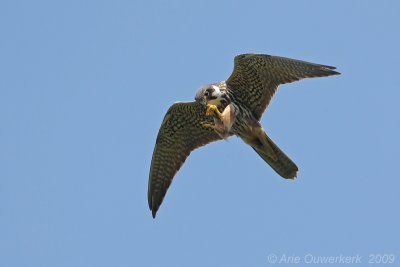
[151,209,157,218]
[148,194,159,218]
[149,202,159,218]
[326,69,341,76]
[317,65,341,77]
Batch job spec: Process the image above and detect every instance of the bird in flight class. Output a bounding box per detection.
[148,54,340,218]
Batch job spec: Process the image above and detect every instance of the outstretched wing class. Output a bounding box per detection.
[148,101,222,218]
[226,54,340,120]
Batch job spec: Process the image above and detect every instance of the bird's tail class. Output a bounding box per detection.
[249,128,298,179]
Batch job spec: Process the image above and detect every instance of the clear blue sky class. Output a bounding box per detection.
[1,1,399,266]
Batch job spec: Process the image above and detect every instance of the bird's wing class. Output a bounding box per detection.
[226,54,340,120]
[148,101,222,218]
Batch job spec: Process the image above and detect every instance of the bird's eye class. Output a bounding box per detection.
[204,91,209,97]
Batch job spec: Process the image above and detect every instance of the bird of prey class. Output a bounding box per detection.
[148,54,340,218]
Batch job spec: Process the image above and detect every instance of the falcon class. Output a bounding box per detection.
[148,54,340,218]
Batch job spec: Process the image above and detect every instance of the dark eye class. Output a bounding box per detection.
[204,91,209,96]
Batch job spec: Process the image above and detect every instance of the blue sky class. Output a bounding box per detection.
[1,1,399,266]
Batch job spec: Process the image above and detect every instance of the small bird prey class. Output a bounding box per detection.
[148,54,340,217]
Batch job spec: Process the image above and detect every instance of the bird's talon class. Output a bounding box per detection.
[205,104,218,116]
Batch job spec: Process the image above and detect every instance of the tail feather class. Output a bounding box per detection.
[251,131,298,179]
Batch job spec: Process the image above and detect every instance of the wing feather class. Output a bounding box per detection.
[226,54,340,120]
[148,101,222,217]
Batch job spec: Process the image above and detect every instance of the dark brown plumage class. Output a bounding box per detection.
[226,54,340,120]
[148,102,222,218]
[148,54,340,217]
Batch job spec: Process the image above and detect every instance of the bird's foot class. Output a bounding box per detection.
[205,104,221,118]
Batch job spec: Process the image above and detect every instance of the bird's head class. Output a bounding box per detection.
[195,84,223,107]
